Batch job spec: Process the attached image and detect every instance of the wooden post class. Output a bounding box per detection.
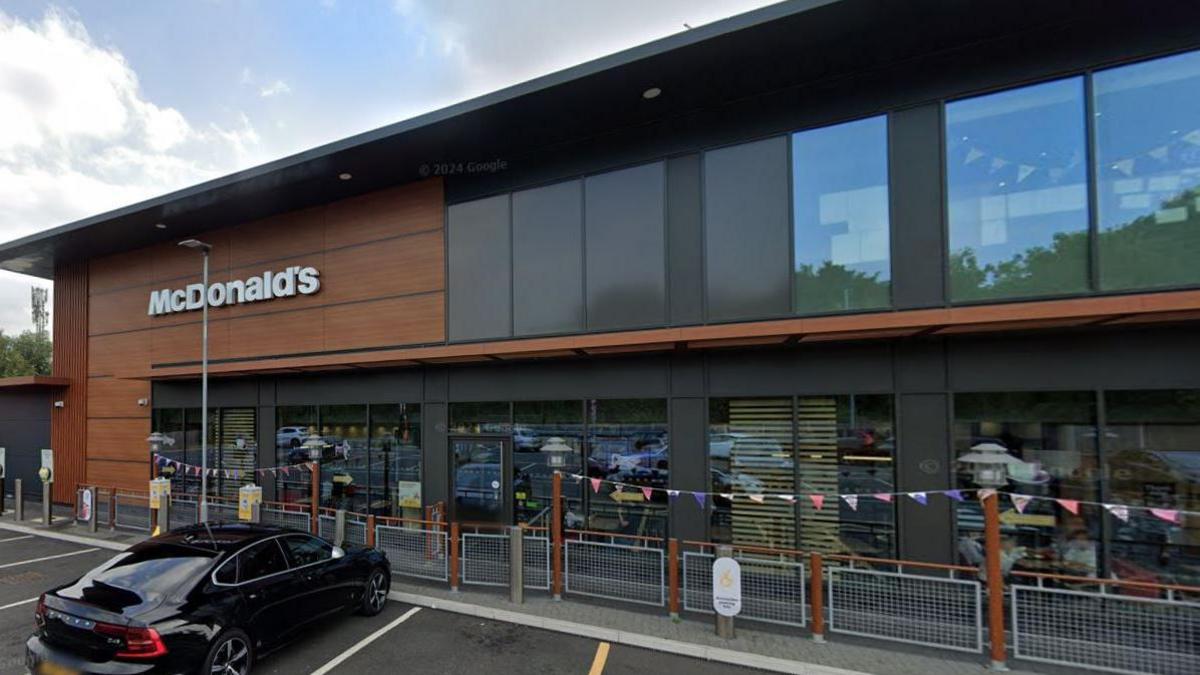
[108,486,117,530]
[366,514,376,548]
[552,471,563,600]
[668,538,680,618]
[310,462,320,535]
[809,552,825,643]
[983,492,1009,670]
[449,521,460,592]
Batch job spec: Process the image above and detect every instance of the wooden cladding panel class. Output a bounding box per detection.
[51,261,88,503]
[89,331,151,377]
[324,293,444,351]
[225,308,326,359]
[87,417,152,462]
[230,206,325,268]
[87,458,151,492]
[150,321,233,365]
[87,377,151,419]
[326,181,443,246]
[321,231,443,303]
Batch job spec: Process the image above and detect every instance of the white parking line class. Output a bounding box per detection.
[0,597,38,611]
[0,548,100,569]
[0,535,34,544]
[308,606,421,675]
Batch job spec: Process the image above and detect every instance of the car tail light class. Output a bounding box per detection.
[93,622,168,659]
[34,595,46,629]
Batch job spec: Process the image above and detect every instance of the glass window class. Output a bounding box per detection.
[587,399,668,539]
[514,401,584,527]
[280,535,333,567]
[792,116,891,313]
[369,404,421,517]
[319,405,368,512]
[276,406,317,504]
[953,392,1101,576]
[449,402,512,435]
[709,398,795,549]
[238,539,288,581]
[946,78,1090,301]
[214,556,238,584]
[1104,390,1200,586]
[1094,50,1200,291]
[825,395,896,557]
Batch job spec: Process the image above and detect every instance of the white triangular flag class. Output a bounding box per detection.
[1105,503,1130,522]
[990,157,1010,172]
[1017,164,1036,182]
[965,147,985,165]
[842,494,858,511]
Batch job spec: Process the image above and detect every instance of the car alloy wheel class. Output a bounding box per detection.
[211,635,251,675]
[368,571,388,612]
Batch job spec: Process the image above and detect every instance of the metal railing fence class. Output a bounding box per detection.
[826,564,983,654]
[263,505,311,532]
[564,531,665,607]
[682,550,807,627]
[113,490,152,533]
[375,519,449,582]
[1012,584,1200,675]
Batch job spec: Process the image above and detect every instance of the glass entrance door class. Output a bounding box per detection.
[451,437,508,523]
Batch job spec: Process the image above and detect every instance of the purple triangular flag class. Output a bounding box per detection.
[693,492,706,508]
[945,490,965,502]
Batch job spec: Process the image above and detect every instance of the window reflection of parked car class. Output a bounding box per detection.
[711,468,765,496]
[276,426,310,449]
[455,463,501,509]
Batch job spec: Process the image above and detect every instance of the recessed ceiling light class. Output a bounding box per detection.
[338,172,353,181]
[642,87,662,100]
[154,223,167,230]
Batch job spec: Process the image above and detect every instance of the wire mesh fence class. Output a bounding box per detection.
[564,537,664,606]
[827,566,983,653]
[169,499,198,530]
[461,532,510,587]
[113,491,152,533]
[344,516,368,547]
[1012,585,1200,675]
[523,534,551,591]
[263,507,311,532]
[682,551,807,627]
[375,523,448,582]
[319,514,335,540]
[206,501,238,523]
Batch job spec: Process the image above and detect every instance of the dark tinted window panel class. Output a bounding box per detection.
[448,195,512,341]
[585,162,666,330]
[703,137,791,321]
[512,180,584,336]
[667,155,704,325]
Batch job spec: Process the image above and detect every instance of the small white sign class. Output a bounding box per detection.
[40,449,54,483]
[0,447,5,479]
[712,556,742,617]
[80,489,92,521]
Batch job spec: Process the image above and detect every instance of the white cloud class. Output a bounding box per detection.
[0,8,267,333]
[259,79,291,98]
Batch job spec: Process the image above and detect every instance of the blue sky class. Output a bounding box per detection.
[0,0,776,333]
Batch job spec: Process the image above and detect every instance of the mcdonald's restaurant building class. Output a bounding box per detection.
[1,0,1199,584]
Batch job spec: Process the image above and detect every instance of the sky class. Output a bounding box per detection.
[0,0,777,335]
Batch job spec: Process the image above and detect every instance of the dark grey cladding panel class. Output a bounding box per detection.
[271,370,424,405]
[896,393,954,564]
[448,195,512,341]
[585,162,667,330]
[890,105,947,309]
[947,325,1200,392]
[669,397,708,542]
[152,379,259,408]
[0,391,52,421]
[706,343,895,397]
[422,402,449,507]
[667,155,704,326]
[703,136,791,321]
[512,180,584,336]
[446,355,669,402]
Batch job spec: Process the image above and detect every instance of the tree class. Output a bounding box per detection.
[0,329,52,377]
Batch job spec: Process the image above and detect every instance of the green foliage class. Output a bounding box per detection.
[793,262,890,313]
[0,330,52,377]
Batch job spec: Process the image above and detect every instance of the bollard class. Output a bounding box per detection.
[250,502,261,524]
[42,485,52,528]
[14,479,23,521]
[510,526,524,604]
[335,509,346,547]
[158,497,171,535]
[87,487,98,533]
[715,544,735,639]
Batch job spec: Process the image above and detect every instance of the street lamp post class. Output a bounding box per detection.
[178,239,212,520]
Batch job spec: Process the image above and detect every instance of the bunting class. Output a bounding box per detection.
[809,494,825,511]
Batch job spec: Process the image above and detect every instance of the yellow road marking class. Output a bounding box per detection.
[588,641,610,675]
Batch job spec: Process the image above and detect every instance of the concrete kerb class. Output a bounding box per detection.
[0,520,129,552]
[389,590,871,675]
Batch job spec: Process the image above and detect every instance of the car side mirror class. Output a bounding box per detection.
[331,546,346,560]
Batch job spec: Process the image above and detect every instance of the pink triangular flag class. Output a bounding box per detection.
[641,487,653,501]
[1150,508,1180,524]
[1011,495,1032,514]
[873,493,893,503]
[842,495,858,511]
[590,477,601,493]
[1056,499,1079,515]
[749,494,765,503]
[810,494,825,511]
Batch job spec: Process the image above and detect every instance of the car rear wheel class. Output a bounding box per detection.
[204,628,253,675]
[359,568,389,616]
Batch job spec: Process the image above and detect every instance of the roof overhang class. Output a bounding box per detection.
[6,0,1196,278]
[0,375,71,391]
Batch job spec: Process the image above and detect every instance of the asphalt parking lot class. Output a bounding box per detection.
[0,531,766,675]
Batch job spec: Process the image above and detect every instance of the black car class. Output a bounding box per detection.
[27,523,391,675]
